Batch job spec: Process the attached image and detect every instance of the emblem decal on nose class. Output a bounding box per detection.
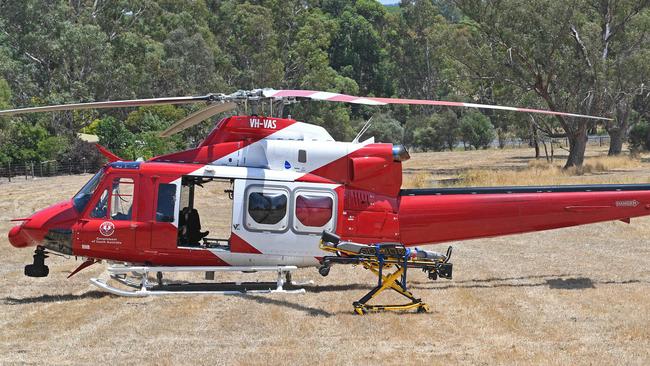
[99,221,115,237]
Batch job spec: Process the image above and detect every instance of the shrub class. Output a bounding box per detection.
[628,120,650,153]
[460,112,495,149]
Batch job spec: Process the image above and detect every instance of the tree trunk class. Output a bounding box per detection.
[497,129,506,149]
[607,128,624,155]
[531,125,540,158]
[564,126,588,168]
[607,102,630,156]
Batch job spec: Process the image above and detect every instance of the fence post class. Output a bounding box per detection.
[68,158,72,175]
[31,162,35,179]
[7,162,10,182]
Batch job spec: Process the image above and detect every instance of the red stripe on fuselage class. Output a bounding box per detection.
[229,232,262,254]
[305,143,402,197]
[151,116,297,164]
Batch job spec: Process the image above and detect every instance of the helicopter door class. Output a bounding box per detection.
[230,179,337,256]
[76,175,138,259]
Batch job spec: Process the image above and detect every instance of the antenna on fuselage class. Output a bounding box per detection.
[352,116,373,144]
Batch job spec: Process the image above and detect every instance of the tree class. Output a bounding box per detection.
[96,116,133,157]
[0,122,48,162]
[0,77,11,129]
[451,1,596,167]
[216,2,284,88]
[354,113,404,143]
[413,125,443,151]
[586,1,650,155]
[460,112,495,149]
[389,1,452,101]
[407,110,460,151]
[327,0,393,96]
[452,0,650,164]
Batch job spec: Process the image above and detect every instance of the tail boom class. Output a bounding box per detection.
[398,184,650,246]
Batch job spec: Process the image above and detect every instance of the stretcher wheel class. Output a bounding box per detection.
[318,265,330,277]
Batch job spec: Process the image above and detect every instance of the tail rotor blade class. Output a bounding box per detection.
[159,102,236,137]
[263,89,612,121]
[0,95,215,116]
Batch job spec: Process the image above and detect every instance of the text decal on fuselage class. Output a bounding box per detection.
[249,118,277,129]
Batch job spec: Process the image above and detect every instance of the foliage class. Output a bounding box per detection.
[628,119,650,152]
[460,112,495,150]
[354,113,404,143]
[407,110,460,151]
[96,116,133,157]
[0,0,648,168]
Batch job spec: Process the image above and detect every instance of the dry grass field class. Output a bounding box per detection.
[2,146,650,365]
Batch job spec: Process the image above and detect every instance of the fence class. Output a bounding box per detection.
[0,159,105,183]
[491,135,611,149]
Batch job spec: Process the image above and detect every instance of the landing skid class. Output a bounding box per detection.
[90,265,307,297]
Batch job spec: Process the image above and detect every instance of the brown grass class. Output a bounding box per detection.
[402,148,650,188]
[451,155,647,187]
[2,146,650,365]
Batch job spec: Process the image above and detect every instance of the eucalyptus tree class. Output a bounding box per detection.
[449,1,592,167]
[574,0,650,155]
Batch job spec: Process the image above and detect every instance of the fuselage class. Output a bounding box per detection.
[8,115,650,268]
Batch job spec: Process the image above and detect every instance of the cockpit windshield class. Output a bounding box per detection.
[72,168,105,213]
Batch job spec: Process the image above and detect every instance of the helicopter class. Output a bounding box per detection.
[5,88,650,298]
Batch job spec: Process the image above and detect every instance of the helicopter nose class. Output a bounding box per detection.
[8,224,30,248]
[7,200,78,251]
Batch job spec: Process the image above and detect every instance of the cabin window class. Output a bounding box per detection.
[156,184,176,223]
[110,177,134,220]
[245,186,289,232]
[90,189,109,218]
[248,193,287,225]
[293,190,336,233]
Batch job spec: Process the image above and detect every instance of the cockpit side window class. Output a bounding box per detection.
[90,189,109,219]
[110,178,134,220]
[156,184,177,223]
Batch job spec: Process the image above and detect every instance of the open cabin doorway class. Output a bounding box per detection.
[177,176,234,250]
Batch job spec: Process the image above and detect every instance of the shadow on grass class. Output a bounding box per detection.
[546,277,595,289]
[410,275,644,291]
[241,294,333,317]
[3,290,114,305]
[304,283,372,293]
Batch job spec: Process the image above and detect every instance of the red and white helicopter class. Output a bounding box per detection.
[4,88,648,299]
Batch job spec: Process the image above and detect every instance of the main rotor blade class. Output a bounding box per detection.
[0,95,215,116]
[263,89,612,121]
[159,102,237,137]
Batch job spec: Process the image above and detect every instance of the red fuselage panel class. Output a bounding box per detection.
[398,189,650,245]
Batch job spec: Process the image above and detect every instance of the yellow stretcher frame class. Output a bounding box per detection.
[353,262,430,315]
[319,240,446,315]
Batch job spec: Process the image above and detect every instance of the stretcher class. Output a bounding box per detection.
[319,232,453,315]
